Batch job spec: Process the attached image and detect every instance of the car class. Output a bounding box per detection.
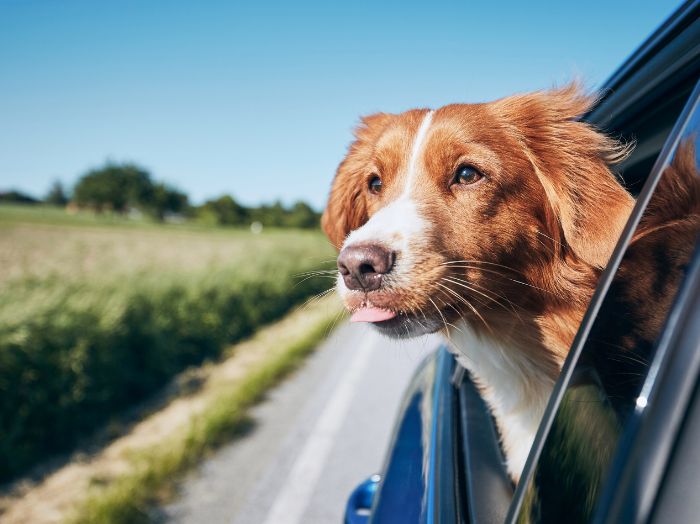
[345,2,700,523]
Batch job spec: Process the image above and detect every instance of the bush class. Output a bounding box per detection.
[0,190,40,205]
[73,163,154,213]
[0,232,334,482]
[45,181,69,207]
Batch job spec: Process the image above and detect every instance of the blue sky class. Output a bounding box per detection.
[0,0,682,209]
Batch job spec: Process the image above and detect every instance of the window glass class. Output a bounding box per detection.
[611,85,695,195]
[515,88,700,524]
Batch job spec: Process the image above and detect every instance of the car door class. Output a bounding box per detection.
[505,78,700,524]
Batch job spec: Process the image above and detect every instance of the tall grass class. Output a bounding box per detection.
[0,206,335,481]
[69,307,340,524]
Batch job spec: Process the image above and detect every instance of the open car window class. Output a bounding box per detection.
[507,80,700,524]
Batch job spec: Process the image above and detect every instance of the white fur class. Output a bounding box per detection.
[339,111,434,299]
[447,319,554,480]
[405,110,434,196]
[342,110,434,249]
[343,196,425,253]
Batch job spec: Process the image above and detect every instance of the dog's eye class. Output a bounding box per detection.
[452,165,484,186]
[368,175,382,194]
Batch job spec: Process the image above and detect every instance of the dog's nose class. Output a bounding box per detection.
[337,243,395,291]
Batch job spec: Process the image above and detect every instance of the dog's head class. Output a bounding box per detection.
[322,85,633,339]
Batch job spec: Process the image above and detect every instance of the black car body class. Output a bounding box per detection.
[346,2,700,523]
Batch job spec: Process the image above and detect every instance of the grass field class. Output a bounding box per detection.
[70,297,341,524]
[0,204,336,482]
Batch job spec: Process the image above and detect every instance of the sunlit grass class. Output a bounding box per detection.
[68,302,341,524]
[0,205,336,481]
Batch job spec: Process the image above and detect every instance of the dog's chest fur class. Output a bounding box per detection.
[447,319,555,481]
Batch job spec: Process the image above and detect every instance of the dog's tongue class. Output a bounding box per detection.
[350,307,397,323]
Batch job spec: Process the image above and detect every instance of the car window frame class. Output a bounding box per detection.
[505,79,700,524]
[646,281,700,524]
[596,241,700,524]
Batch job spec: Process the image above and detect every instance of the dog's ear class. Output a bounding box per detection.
[321,159,369,250]
[322,113,393,250]
[497,84,634,267]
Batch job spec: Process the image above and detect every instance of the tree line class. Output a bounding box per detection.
[1,162,321,229]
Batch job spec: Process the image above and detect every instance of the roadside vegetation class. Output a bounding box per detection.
[0,296,342,524]
[69,299,341,524]
[0,205,336,482]
[1,160,321,228]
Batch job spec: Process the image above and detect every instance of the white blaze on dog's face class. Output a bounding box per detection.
[322,85,633,342]
[343,110,433,258]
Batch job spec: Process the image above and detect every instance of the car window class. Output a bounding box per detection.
[608,82,695,195]
[509,81,700,524]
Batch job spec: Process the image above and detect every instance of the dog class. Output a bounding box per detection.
[321,84,635,482]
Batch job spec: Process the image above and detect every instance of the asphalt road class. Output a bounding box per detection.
[162,321,441,524]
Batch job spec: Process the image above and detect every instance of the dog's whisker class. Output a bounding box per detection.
[426,296,453,339]
[326,307,348,337]
[534,235,557,257]
[293,273,339,288]
[535,230,566,249]
[294,268,338,275]
[440,264,523,279]
[450,277,526,315]
[299,287,337,312]
[440,259,527,275]
[437,284,491,312]
[442,265,556,295]
[435,282,493,335]
[442,276,527,321]
[294,272,338,280]
[306,286,336,302]
[442,303,469,336]
[442,277,508,311]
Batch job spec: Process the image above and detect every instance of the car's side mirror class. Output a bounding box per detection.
[344,474,381,524]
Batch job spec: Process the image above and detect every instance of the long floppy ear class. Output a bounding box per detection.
[496,83,635,268]
[321,113,393,250]
[321,159,369,250]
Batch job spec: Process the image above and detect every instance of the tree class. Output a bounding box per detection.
[198,195,248,226]
[0,190,39,205]
[148,183,189,221]
[251,201,285,227]
[286,201,319,228]
[244,200,320,229]
[73,162,154,213]
[45,180,69,207]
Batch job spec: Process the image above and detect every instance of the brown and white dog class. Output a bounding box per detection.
[321,84,634,481]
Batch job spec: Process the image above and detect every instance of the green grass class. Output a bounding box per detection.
[0,204,336,481]
[68,307,340,524]
[0,203,163,228]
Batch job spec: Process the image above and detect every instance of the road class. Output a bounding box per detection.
[162,321,441,524]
